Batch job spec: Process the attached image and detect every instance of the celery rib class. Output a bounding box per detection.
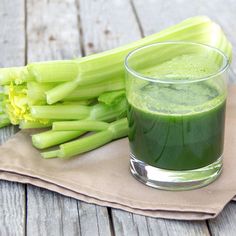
[53,120,109,131]
[32,130,85,149]
[58,118,128,159]
[30,105,91,120]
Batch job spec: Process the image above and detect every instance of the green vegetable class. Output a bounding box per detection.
[42,118,128,159]
[0,16,232,160]
[53,120,109,131]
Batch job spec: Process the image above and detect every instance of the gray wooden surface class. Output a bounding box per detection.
[0,0,235,235]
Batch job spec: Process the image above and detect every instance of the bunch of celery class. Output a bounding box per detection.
[0,16,232,159]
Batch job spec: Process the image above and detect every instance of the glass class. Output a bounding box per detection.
[125,41,229,190]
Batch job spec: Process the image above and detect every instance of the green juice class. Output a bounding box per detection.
[127,55,226,171]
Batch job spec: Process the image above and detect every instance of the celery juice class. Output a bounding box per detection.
[127,54,226,171]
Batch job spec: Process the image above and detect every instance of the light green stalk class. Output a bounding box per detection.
[32,130,85,149]
[27,60,79,83]
[41,150,59,159]
[31,96,126,121]
[25,16,232,103]
[53,120,109,131]
[19,120,52,129]
[58,118,128,159]
[46,78,81,104]
[30,104,91,120]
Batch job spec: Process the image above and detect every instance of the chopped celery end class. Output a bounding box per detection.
[32,130,85,149]
[19,120,52,129]
[41,150,59,159]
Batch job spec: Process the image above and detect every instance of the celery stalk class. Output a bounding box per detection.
[32,130,85,149]
[27,60,79,83]
[30,104,91,120]
[53,120,109,131]
[27,82,55,105]
[46,78,81,104]
[29,16,231,103]
[19,120,52,129]
[31,96,126,121]
[58,118,128,159]
[63,77,125,101]
[31,96,126,149]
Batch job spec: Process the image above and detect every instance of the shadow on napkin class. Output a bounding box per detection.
[0,87,236,220]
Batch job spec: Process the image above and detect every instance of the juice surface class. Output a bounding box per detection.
[127,54,226,170]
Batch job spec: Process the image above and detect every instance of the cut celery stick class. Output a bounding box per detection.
[41,150,59,159]
[19,120,52,129]
[53,120,109,131]
[30,104,91,120]
[32,130,85,149]
[58,118,128,159]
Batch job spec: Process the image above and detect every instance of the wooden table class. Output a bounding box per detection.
[0,0,236,235]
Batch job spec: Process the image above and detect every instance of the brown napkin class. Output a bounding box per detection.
[0,87,236,221]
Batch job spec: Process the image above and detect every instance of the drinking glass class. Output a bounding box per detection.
[125,41,229,190]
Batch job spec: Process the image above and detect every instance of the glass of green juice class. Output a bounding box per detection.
[125,41,229,190]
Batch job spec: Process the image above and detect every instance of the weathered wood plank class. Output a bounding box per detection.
[26,1,81,235]
[0,0,25,67]
[208,202,236,236]
[79,0,140,55]
[146,217,209,236]
[112,210,150,236]
[112,209,209,236]
[77,201,111,236]
[27,0,81,61]
[0,0,26,235]
[27,186,81,236]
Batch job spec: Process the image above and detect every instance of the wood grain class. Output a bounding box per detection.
[79,0,140,55]
[27,0,81,62]
[77,201,111,236]
[26,186,80,236]
[208,202,236,236]
[0,0,26,235]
